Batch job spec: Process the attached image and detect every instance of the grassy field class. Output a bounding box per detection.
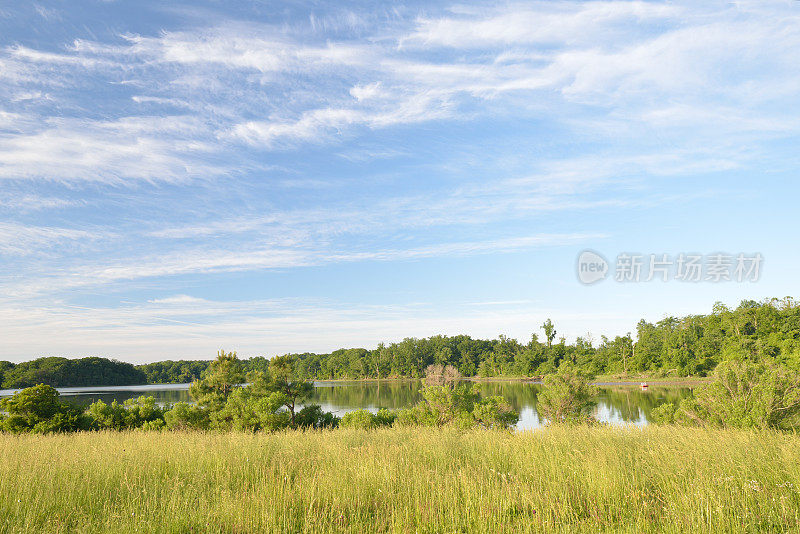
[1,426,799,533]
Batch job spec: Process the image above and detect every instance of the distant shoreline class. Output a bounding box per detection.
[315,375,711,387]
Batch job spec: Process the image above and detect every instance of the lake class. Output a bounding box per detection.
[0,380,694,431]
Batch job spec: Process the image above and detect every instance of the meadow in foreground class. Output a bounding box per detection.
[1,426,799,533]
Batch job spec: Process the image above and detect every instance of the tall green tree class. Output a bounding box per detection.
[541,319,557,349]
[268,355,314,426]
[189,351,245,412]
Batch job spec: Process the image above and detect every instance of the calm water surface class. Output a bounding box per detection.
[0,381,694,431]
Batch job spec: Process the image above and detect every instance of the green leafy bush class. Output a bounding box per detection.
[649,402,678,425]
[473,396,519,429]
[658,360,800,430]
[394,384,518,430]
[164,402,210,430]
[0,384,86,434]
[86,396,167,430]
[339,408,395,429]
[537,362,598,425]
[85,400,127,430]
[340,409,379,429]
[215,388,290,432]
[295,404,340,429]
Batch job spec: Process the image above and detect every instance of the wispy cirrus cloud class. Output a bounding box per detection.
[400,1,684,48]
[2,0,799,360]
[0,221,108,256]
[227,93,454,147]
[0,115,224,183]
[2,1,798,177]
[1,231,602,300]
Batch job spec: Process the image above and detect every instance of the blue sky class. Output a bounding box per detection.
[1,0,799,363]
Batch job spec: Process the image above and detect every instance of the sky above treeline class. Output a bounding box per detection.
[1,0,799,363]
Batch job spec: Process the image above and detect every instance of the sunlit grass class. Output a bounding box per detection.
[1,426,799,533]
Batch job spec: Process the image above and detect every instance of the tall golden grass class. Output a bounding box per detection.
[1,426,798,533]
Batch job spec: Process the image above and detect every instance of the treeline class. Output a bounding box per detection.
[0,357,272,389]
[0,357,146,389]
[289,298,800,379]
[4,298,799,388]
[136,357,271,384]
[136,360,208,384]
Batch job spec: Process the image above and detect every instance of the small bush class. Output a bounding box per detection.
[339,408,396,430]
[663,360,800,430]
[164,402,210,431]
[394,385,518,430]
[424,364,462,386]
[650,402,677,425]
[296,404,339,429]
[86,400,128,430]
[340,409,377,429]
[86,396,166,430]
[140,419,166,431]
[374,408,396,427]
[393,405,436,427]
[473,396,519,430]
[537,362,598,425]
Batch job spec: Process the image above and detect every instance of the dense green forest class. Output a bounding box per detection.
[136,360,209,384]
[3,298,799,388]
[0,357,146,389]
[286,298,800,379]
[127,297,800,383]
[0,357,274,389]
[136,357,273,384]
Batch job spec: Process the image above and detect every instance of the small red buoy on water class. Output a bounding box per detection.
[640,382,649,391]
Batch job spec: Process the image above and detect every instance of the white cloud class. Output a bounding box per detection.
[33,4,61,22]
[0,194,81,211]
[350,81,385,101]
[0,231,602,301]
[147,295,210,305]
[227,91,453,147]
[2,0,800,361]
[327,234,604,262]
[0,116,223,183]
[0,222,106,256]
[402,2,683,48]
[119,29,374,71]
[8,45,116,69]
[229,108,364,146]
[3,2,798,168]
